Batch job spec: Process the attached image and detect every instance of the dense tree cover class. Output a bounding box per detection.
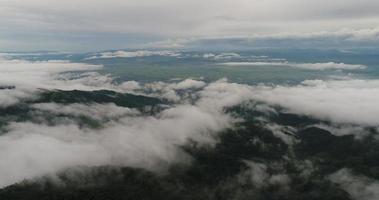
[0,95,378,200]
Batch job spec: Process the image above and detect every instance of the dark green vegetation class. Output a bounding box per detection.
[0,89,163,130]
[1,96,379,200]
[35,90,162,109]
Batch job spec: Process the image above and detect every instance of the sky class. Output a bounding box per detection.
[1,0,379,52]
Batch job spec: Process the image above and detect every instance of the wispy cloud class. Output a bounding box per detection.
[330,169,379,200]
[85,50,181,60]
[220,61,366,70]
[0,57,102,107]
[1,56,379,191]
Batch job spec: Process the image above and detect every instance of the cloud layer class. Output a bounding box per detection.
[85,50,180,60]
[0,57,102,107]
[220,62,366,70]
[249,79,379,126]
[330,169,379,200]
[1,55,379,194]
[1,0,379,50]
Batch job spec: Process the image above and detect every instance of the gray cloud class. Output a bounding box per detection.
[1,0,379,50]
[1,56,379,190]
[0,58,238,188]
[0,96,236,187]
[330,169,379,200]
[0,57,103,107]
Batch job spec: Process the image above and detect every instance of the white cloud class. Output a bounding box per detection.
[2,55,379,190]
[0,124,110,188]
[294,62,366,70]
[150,78,379,128]
[0,100,235,187]
[171,79,206,90]
[249,79,379,126]
[203,52,241,60]
[243,27,379,42]
[265,124,298,145]
[330,169,379,200]
[0,57,103,107]
[310,124,371,139]
[140,79,206,102]
[32,103,140,120]
[242,161,291,189]
[1,79,255,188]
[118,81,142,91]
[220,62,366,70]
[85,50,180,60]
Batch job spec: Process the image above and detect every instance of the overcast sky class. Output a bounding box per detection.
[1,0,379,51]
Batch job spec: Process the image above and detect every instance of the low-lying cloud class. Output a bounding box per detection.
[0,57,103,107]
[249,79,379,126]
[330,169,379,200]
[85,50,180,60]
[220,61,366,70]
[0,99,234,187]
[0,59,241,187]
[1,56,379,191]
